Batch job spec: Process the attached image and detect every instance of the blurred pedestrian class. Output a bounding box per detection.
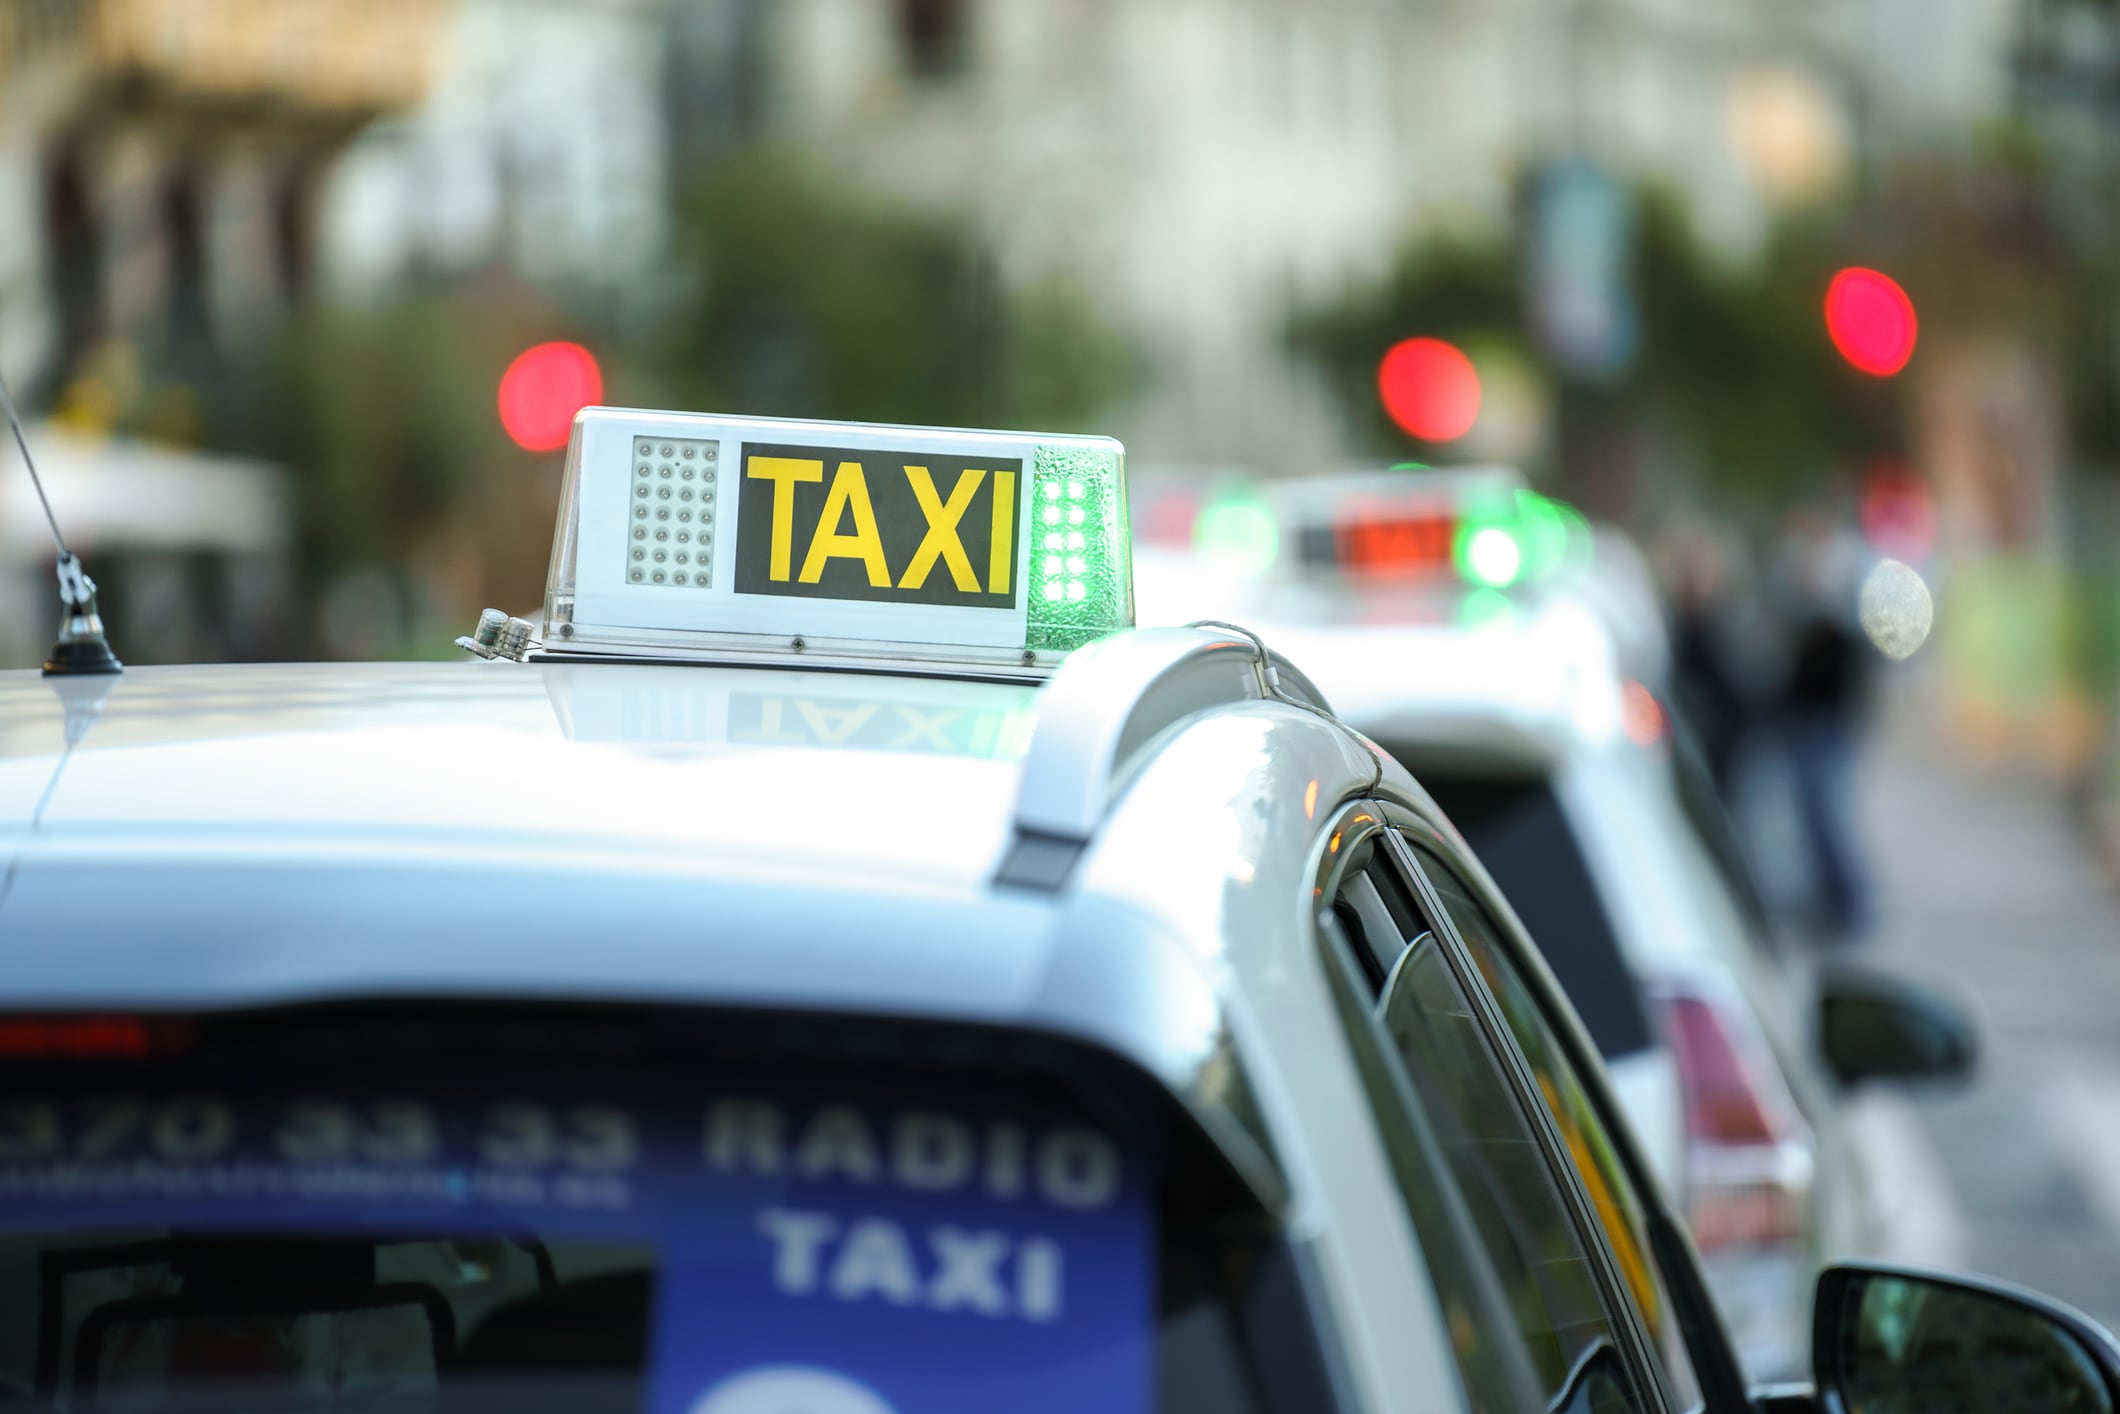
[1666,520,1759,799]
[1775,513,1873,941]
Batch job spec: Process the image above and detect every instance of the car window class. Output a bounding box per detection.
[1387,757,1655,1061]
[1326,845,1652,1414]
[0,1006,1338,1414]
[1407,843,1705,1412]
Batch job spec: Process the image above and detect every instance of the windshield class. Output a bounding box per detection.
[0,1007,1329,1414]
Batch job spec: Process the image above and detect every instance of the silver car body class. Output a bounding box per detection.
[0,640,1477,1413]
[1175,596,1882,1378]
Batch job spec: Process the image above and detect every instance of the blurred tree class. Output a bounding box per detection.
[1288,233,1517,459]
[1633,198,1875,502]
[1289,187,1883,506]
[258,294,509,582]
[645,152,1139,431]
[233,160,1139,652]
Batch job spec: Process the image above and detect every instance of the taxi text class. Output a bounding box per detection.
[705,1100,1122,1211]
[735,443,1022,608]
[759,1208,1063,1322]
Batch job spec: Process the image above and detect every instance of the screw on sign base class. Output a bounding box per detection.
[455,607,538,663]
[43,553,121,677]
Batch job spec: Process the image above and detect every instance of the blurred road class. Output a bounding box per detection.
[1851,675,2120,1328]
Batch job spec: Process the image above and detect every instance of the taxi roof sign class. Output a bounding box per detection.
[540,409,1133,672]
[1278,465,1526,581]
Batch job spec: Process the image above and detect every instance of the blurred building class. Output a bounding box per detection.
[317,0,672,308]
[1851,0,2019,141]
[0,0,2064,666]
[0,0,445,392]
[738,0,1921,467]
[2007,0,2120,164]
[0,0,445,663]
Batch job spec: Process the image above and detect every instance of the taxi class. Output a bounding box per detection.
[0,409,2115,1414]
[1142,472,1984,1380]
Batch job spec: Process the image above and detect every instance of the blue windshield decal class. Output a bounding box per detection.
[0,1091,1156,1414]
[655,1096,1150,1414]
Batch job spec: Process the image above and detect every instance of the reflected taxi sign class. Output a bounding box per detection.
[542,664,1040,762]
[540,411,1133,671]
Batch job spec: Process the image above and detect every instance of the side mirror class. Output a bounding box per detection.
[1814,1264,2120,1414]
[1816,962,1978,1088]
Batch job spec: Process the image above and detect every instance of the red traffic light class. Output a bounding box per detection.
[1378,337,1481,443]
[1824,268,1917,377]
[499,341,603,452]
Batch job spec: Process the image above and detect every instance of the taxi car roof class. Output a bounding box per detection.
[0,660,1035,891]
[1135,545,1627,745]
[1200,605,1625,764]
[0,660,1083,1033]
[0,651,1415,1072]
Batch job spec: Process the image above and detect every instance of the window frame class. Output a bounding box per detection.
[1308,803,1555,1412]
[1311,803,1673,1412]
[1378,808,1752,1413]
[1398,832,1704,1408]
[1356,838,1668,1412]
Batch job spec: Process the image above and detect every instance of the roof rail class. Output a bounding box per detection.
[1006,625,1332,852]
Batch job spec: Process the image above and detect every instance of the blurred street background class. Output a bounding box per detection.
[1857,663,2120,1329]
[3,0,2119,1307]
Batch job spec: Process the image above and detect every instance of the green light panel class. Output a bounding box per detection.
[1025,442,1134,654]
[1452,488,1595,590]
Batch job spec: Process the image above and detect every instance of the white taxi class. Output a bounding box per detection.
[0,412,2109,1414]
[1141,469,1981,1378]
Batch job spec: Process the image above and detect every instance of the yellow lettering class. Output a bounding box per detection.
[747,457,824,581]
[988,469,1015,594]
[798,462,892,587]
[900,467,985,592]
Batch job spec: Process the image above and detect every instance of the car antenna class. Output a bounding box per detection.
[0,369,120,675]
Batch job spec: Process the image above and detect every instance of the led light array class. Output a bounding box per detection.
[1036,478,1093,604]
[628,436,719,587]
[1025,442,1131,653]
